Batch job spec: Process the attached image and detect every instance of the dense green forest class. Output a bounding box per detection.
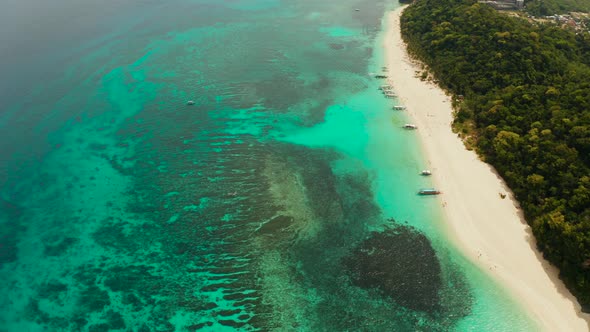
[401,0,590,310]
[526,0,590,16]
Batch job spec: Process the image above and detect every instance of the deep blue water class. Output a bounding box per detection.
[0,0,537,330]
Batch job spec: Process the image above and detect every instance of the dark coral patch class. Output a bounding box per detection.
[329,43,344,50]
[0,198,25,266]
[104,310,126,330]
[218,319,246,328]
[78,284,111,312]
[343,225,442,313]
[44,237,78,256]
[188,321,213,330]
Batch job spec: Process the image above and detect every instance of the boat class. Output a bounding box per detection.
[187,100,195,105]
[420,170,432,176]
[418,188,441,195]
[393,106,406,110]
[375,74,388,79]
[403,124,417,129]
[384,92,397,99]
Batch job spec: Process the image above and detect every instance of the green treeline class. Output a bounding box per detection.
[526,0,590,16]
[401,0,590,309]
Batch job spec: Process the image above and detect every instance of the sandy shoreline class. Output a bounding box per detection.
[385,6,590,331]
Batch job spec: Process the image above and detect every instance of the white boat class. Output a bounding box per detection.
[393,106,406,110]
[420,170,432,176]
[187,100,195,105]
[403,124,417,129]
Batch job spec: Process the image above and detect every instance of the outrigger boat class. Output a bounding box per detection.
[418,188,441,195]
[378,84,396,98]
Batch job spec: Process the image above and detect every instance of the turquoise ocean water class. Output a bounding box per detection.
[0,0,539,330]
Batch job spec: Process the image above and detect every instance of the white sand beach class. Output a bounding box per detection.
[385,6,590,331]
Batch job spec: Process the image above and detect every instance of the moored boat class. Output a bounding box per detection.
[420,170,432,176]
[384,91,397,98]
[403,124,417,129]
[418,188,440,195]
[393,105,406,110]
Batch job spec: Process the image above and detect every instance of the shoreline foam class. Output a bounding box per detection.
[384,6,590,331]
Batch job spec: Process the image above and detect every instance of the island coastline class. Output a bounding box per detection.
[385,5,590,331]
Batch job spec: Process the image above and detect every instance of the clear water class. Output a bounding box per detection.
[0,0,538,331]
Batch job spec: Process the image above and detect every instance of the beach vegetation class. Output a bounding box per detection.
[402,0,590,310]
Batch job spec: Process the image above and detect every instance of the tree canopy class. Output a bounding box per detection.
[526,0,590,16]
